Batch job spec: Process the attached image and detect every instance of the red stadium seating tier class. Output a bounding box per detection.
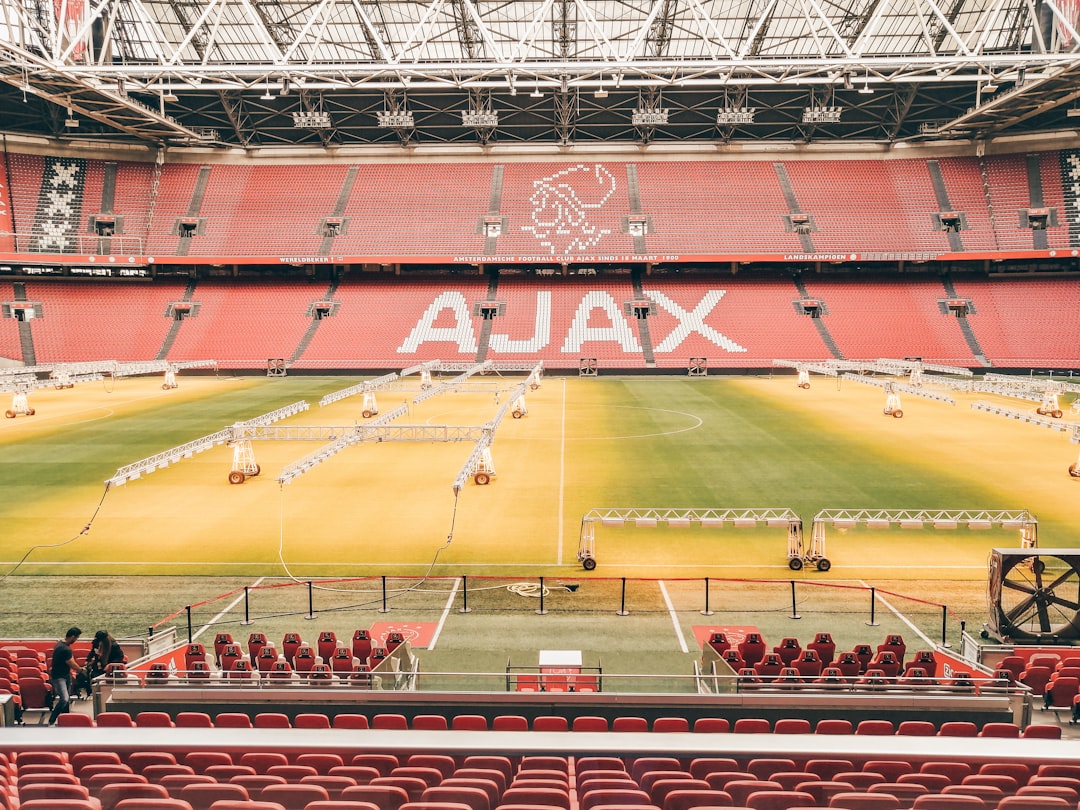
[294,276,492,368]
[143,163,205,255]
[5,152,46,237]
[163,279,320,368]
[4,149,1080,261]
[494,162,637,258]
[780,159,957,255]
[0,287,22,361]
[21,280,189,363]
[334,163,493,257]
[798,276,979,365]
[640,277,829,369]
[949,277,1080,368]
[982,152,1072,251]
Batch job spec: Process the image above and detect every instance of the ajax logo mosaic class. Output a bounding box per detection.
[521,164,616,255]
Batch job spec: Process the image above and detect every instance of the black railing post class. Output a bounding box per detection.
[616,577,629,616]
[866,587,879,626]
[185,606,192,643]
[701,577,714,616]
[379,575,390,613]
[789,580,801,620]
[304,581,317,620]
[536,576,547,615]
[459,575,471,614]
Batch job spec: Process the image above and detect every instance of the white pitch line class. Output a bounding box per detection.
[557,378,567,566]
[659,580,690,654]
[190,577,265,642]
[427,577,460,651]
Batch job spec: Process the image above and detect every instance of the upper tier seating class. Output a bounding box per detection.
[4,150,1077,263]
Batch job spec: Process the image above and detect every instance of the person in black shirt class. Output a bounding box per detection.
[48,626,82,726]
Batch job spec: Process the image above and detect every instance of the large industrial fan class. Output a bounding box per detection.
[987,549,1080,642]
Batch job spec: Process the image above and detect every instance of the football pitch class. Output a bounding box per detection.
[0,370,1075,678]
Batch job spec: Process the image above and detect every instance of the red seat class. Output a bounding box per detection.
[856,720,895,736]
[692,718,730,733]
[411,715,449,732]
[293,644,317,672]
[294,715,333,732]
[905,650,939,678]
[772,637,802,666]
[877,634,907,663]
[807,632,836,666]
[1020,666,1053,696]
[746,790,815,810]
[255,645,280,673]
[247,632,268,665]
[350,755,399,776]
[239,754,289,774]
[978,722,1021,738]
[281,632,303,666]
[650,717,688,732]
[183,643,207,671]
[317,630,339,663]
[113,800,194,810]
[896,721,937,736]
[450,715,488,731]
[772,719,812,734]
[96,711,135,727]
[793,649,822,677]
[662,788,734,810]
[804,762,855,782]
[352,629,373,663]
[725,781,782,807]
[911,798,987,810]
[737,633,767,667]
[177,780,248,809]
[832,652,861,679]
[815,719,853,735]
[753,653,783,682]
[253,712,291,729]
[706,632,730,657]
[868,651,901,678]
[996,799,1071,810]
[333,714,369,729]
[372,713,409,730]
[212,632,234,664]
[733,718,771,733]
[98,783,169,810]
[260,783,331,809]
[134,711,174,728]
[938,721,978,737]
[215,712,253,728]
[339,785,410,810]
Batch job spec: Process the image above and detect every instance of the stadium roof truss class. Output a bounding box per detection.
[0,0,1078,148]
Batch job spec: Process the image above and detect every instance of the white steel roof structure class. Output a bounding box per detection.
[0,0,1078,147]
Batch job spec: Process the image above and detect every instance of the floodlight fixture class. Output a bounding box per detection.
[632,108,669,126]
[280,76,290,96]
[64,109,79,127]
[260,80,274,100]
[858,80,874,95]
[461,110,499,127]
[802,106,842,123]
[717,106,756,124]
[292,111,333,128]
[595,75,608,99]
[377,110,415,128]
[530,83,544,98]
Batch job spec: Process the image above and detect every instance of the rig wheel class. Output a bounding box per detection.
[817,558,832,572]
[1054,410,1063,419]
[582,556,597,571]
[27,409,35,416]
[362,409,373,419]
[799,383,810,390]
[1069,463,1080,478]
[4,410,13,419]
[228,470,245,485]
[512,410,523,419]
[788,557,804,571]
[252,464,261,476]
[892,409,903,418]
[474,471,491,485]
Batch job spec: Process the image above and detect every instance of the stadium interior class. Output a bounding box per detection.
[2,0,1080,806]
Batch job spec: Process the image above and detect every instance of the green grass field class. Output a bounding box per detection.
[0,370,1075,679]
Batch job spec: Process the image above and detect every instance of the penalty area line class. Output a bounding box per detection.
[659,580,689,654]
[190,576,265,643]
[428,576,460,652]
